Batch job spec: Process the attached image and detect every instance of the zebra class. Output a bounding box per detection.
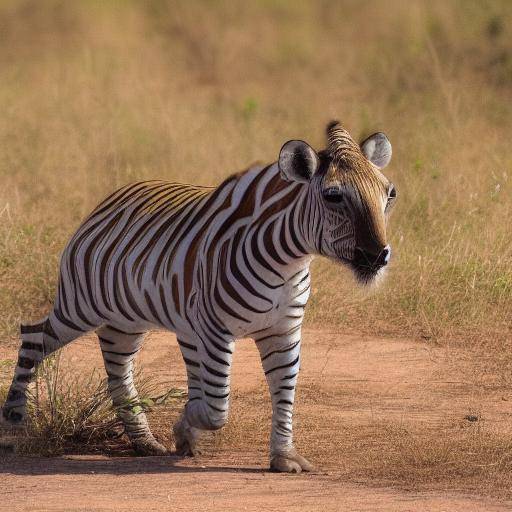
[2,121,396,473]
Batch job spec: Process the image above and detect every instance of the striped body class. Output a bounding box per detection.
[59,166,313,338]
[3,122,396,472]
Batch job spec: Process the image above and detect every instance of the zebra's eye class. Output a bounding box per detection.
[323,187,344,204]
[388,185,396,200]
[386,185,396,211]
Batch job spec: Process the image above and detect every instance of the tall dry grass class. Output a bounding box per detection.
[0,0,511,348]
[0,352,186,456]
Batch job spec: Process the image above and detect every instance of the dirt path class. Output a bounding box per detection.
[1,330,511,511]
[2,454,510,512]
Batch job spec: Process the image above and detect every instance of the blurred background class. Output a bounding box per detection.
[0,0,510,348]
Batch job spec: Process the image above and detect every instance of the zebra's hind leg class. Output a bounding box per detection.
[2,314,87,427]
[97,325,166,456]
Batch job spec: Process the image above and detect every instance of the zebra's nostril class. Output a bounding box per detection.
[354,245,391,268]
[377,245,391,266]
[384,245,391,263]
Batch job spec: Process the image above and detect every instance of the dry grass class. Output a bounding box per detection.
[0,354,186,456]
[0,0,510,347]
[212,383,512,498]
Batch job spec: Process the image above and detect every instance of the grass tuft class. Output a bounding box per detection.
[1,353,186,456]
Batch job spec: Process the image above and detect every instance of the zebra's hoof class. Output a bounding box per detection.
[173,416,200,457]
[1,406,26,428]
[174,437,202,457]
[132,436,168,456]
[270,448,315,474]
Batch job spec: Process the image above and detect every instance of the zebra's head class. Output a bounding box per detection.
[278,121,396,284]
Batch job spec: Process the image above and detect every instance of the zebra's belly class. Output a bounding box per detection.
[229,306,284,338]
[220,272,311,339]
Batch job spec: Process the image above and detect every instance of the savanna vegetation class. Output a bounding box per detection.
[1,0,512,501]
[0,0,510,347]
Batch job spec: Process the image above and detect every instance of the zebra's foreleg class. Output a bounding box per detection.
[172,369,201,457]
[256,331,314,473]
[173,332,234,456]
[97,325,166,456]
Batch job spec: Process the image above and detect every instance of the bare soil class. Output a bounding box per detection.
[1,329,511,511]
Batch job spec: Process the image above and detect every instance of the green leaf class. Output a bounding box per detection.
[131,405,143,415]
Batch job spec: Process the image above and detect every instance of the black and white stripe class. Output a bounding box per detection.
[2,122,395,472]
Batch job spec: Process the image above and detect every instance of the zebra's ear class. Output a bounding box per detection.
[278,140,320,183]
[360,132,392,170]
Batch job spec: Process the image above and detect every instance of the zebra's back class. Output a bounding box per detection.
[57,180,215,331]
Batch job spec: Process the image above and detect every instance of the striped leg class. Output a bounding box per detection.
[2,313,86,426]
[97,325,166,456]
[173,331,234,456]
[256,330,314,473]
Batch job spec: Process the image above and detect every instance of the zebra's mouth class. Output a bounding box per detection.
[347,245,390,285]
[325,252,384,285]
[349,261,386,285]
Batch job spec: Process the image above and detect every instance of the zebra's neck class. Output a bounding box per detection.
[234,164,318,285]
[155,163,320,313]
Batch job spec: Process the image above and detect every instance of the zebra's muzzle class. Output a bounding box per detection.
[350,245,391,284]
[353,245,390,270]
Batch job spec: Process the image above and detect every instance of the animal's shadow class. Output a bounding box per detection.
[0,452,268,476]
